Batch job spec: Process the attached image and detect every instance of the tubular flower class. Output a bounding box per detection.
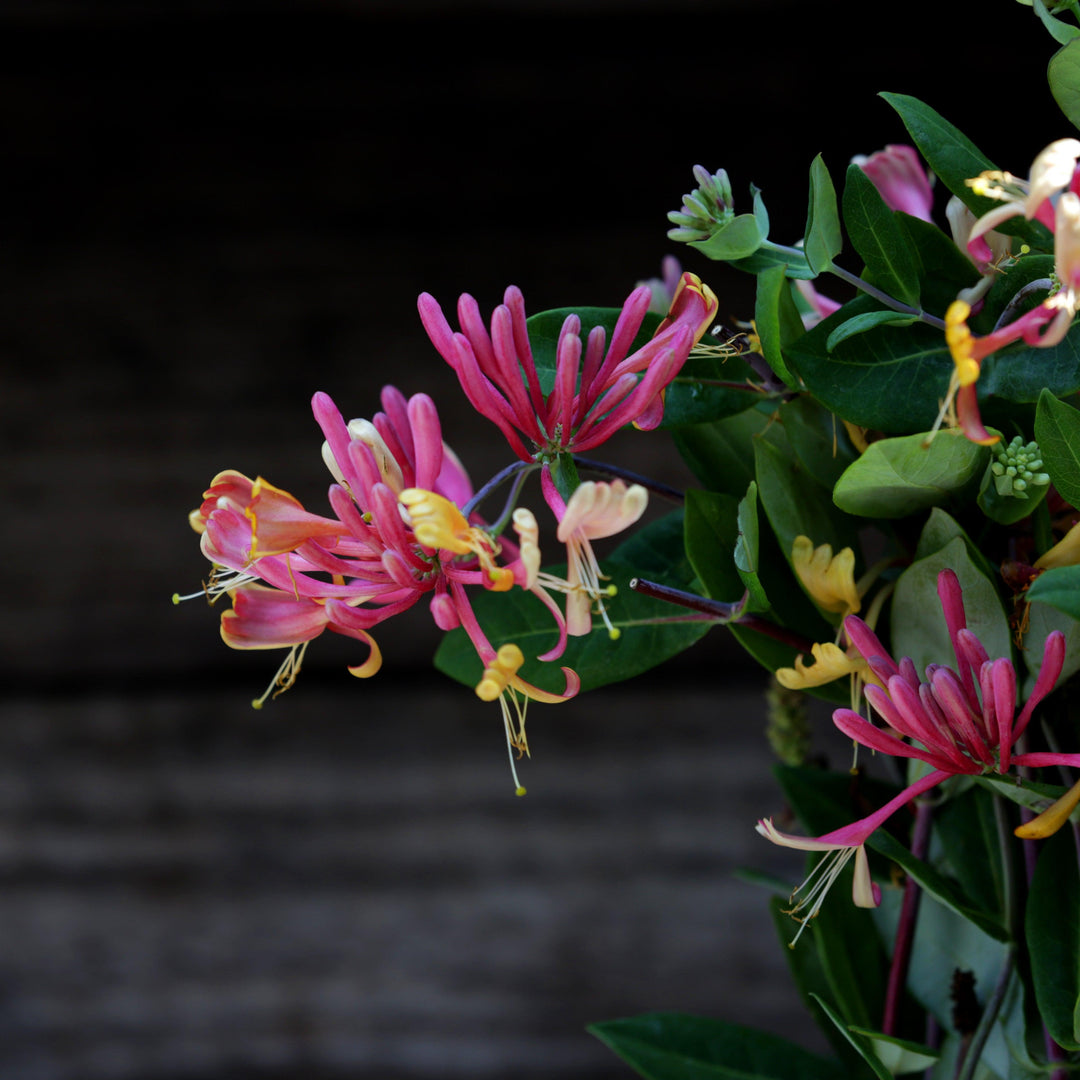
[965,138,1080,253]
[180,385,570,711]
[853,144,934,222]
[417,274,718,461]
[791,536,860,618]
[944,190,1080,445]
[539,474,649,638]
[775,641,869,691]
[760,568,1077,933]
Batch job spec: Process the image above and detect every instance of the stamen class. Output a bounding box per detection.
[784,846,857,946]
[251,641,310,709]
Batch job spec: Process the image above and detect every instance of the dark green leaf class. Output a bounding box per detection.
[805,154,842,274]
[587,1012,847,1080]
[754,264,802,389]
[867,829,1008,942]
[832,430,990,518]
[434,510,710,694]
[842,164,920,308]
[1026,829,1080,1050]
[661,352,762,428]
[735,481,769,612]
[788,295,951,433]
[1035,388,1080,507]
[781,395,858,491]
[809,996,892,1080]
[672,407,775,496]
[754,428,861,560]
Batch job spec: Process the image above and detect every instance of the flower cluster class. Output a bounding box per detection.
[759,569,1074,941]
[417,273,718,467]
[944,139,1080,443]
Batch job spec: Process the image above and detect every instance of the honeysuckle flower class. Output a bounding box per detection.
[791,536,860,618]
[538,474,649,638]
[946,195,1013,306]
[774,641,869,691]
[853,144,934,222]
[945,191,1080,444]
[180,385,570,710]
[636,255,684,315]
[794,278,842,329]
[1015,774,1080,838]
[417,273,717,462]
[965,138,1080,250]
[761,568,1078,932]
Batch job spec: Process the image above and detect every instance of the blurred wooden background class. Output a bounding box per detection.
[1,2,1054,1077]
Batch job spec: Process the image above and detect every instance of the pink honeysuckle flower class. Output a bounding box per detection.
[537,473,649,638]
[853,144,935,222]
[179,385,572,710]
[417,272,718,462]
[759,568,1077,936]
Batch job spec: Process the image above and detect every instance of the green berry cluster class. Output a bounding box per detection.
[990,436,1050,499]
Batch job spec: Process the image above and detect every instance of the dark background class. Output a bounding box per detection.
[1,2,1062,1077]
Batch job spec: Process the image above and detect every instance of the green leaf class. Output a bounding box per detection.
[805,154,842,274]
[547,450,580,503]
[684,490,837,692]
[735,481,769,612]
[845,1030,938,1076]
[1051,37,1080,129]
[661,352,762,428]
[1035,388,1080,507]
[825,311,919,351]
[754,427,860,561]
[672,407,775,496]
[433,510,710,694]
[781,395,858,491]
[842,164,920,308]
[832,430,990,518]
[587,1012,847,1080]
[688,212,767,262]
[788,296,952,433]
[1026,829,1080,1050]
[867,829,1008,943]
[890,534,1013,683]
[754,263,803,389]
[1037,0,1080,44]
[809,996,892,1080]
[1026,563,1080,619]
[974,774,1079,822]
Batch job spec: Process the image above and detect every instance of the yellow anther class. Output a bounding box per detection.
[475,643,526,702]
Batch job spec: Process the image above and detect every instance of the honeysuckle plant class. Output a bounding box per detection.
[177,6,1080,1078]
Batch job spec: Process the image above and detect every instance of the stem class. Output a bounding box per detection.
[827,264,947,330]
[954,795,1020,1080]
[629,578,818,652]
[882,799,934,1036]
[573,457,685,503]
[485,464,534,536]
[461,460,537,520]
[954,946,1016,1080]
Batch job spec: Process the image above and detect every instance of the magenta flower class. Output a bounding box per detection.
[417,273,718,462]
[182,385,574,710]
[853,144,934,222]
[759,568,1075,936]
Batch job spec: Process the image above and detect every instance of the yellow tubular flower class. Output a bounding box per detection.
[1014,776,1080,839]
[399,488,513,591]
[1035,520,1080,570]
[791,536,860,617]
[775,642,868,690]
